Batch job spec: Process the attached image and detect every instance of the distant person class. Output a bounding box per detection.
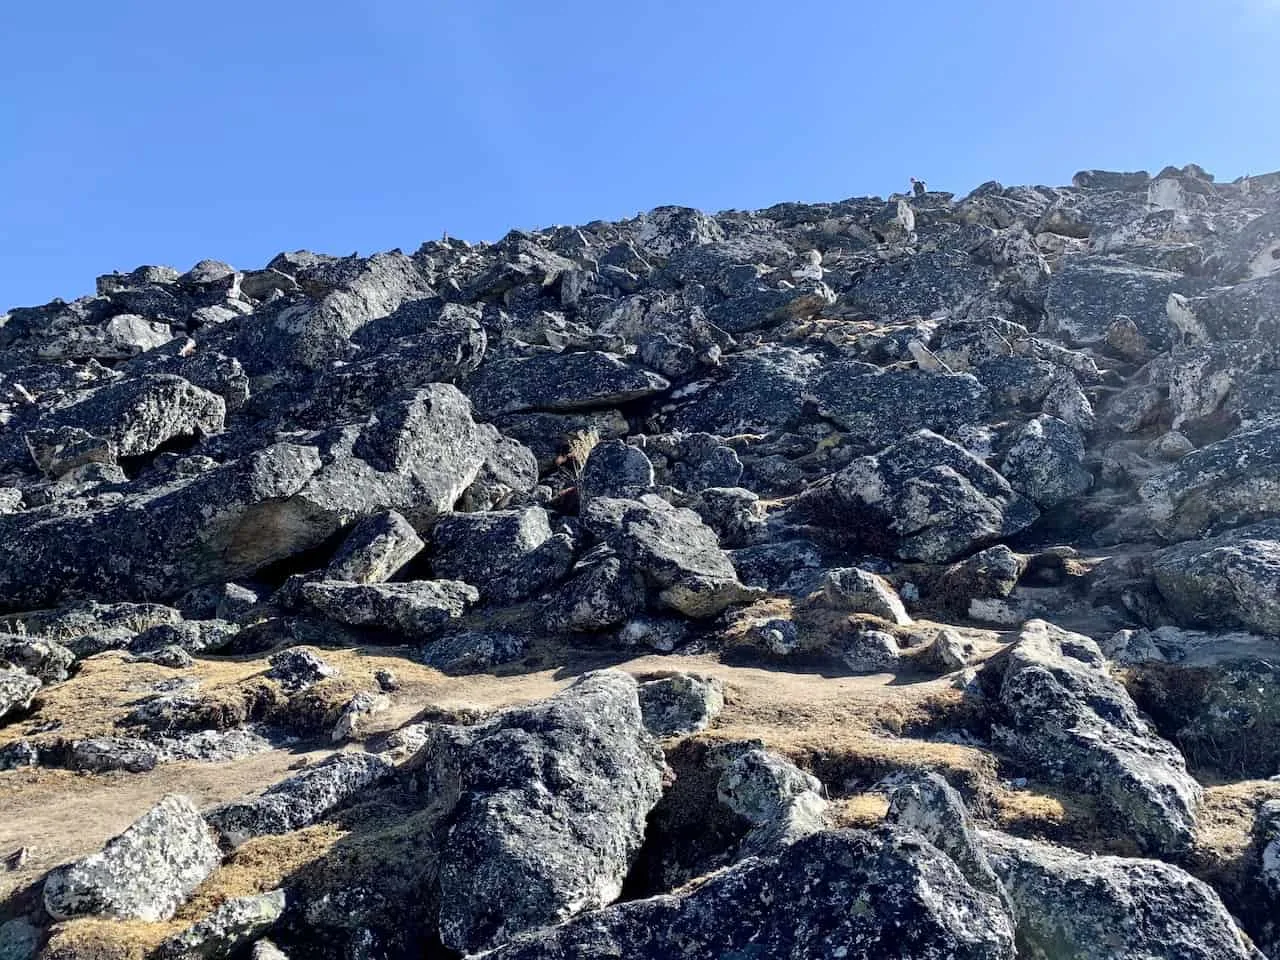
[909,177,927,198]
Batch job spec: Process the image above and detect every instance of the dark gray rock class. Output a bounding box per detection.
[604,497,761,618]
[1141,423,1280,540]
[421,630,527,673]
[324,510,425,584]
[682,486,767,547]
[715,747,829,857]
[661,347,819,436]
[298,580,478,639]
[887,772,1006,902]
[206,753,393,848]
[0,668,40,723]
[638,673,724,736]
[421,670,667,953]
[810,365,990,448]
[1044,257,1186,349]
[1000,414,1092,508]
[577,439,654,506]
[978,619,1200,854]
[982,830,1262,960]
[0,635,75,684]
[548,546,647,632]
[465,351,669,417]
[821,567,911,624]
[483,828,1016,960]
[266,648,339,691]
[1152,521,1280,634]
[156,889,287,960]
[822,430,1039,563]
[43,794,222,921]
[430,507,575,603]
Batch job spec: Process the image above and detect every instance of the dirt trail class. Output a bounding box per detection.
[0,648,972,901]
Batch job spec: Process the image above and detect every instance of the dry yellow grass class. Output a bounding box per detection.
[40,918,181,960]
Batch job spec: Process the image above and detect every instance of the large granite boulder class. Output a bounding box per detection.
[429,506,575,603]
[483,828,1016,960]
[417,670,667,954]
[982,830,1263,960]
[809,365,990,448]
[823,430,1038,562]
[44,794,222,921]
[978,620,1200,854]
[465,351,669,417]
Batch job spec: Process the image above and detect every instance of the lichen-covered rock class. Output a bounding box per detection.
[465,351,669,417]
[266,647,339,691]
[823,430,1039,562]
[0,668,40,722]
[1140,423,1280,540]
[887,772,1006,902]
[603,497,761,618]
[1151,521,1280,634]
[821,567,911,624]
[810,365,990,448]
[206,753,393,847]
[43,794,221,921]
[1043,256,1187,349]
[1000,414,1092,508]
[547,546,647,632]
[981,830,1262,960]
[0,635,75,684]
[429,506,575,603]
[979,620,1200,854]
[298,579,478,638]
[324,510,424,584]
[638,672,724,736]
[420,670,667,954]
[577,439,654,506]
[156,889,287,960]
[420,629,527,673]
[483,828,1016,960]
[841,628,902,673]
[715,746,828,857]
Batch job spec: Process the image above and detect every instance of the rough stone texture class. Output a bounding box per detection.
[810,365,990,448]
[1000,414,1093,508]
[421,670,667,954]
[1141,423,1280,539]
[206,753,393,847]
[638,672,724,736]
[429,506,575,603]
[0,635,75,684]
[824,430,1039,562]
[979,620,1201,854]
[577,439,654,506]
[43,794,221,921]
[325,510,425,584]
[603,497,761,618]
[821,567,912,624]
[982,830,1263,960]
[156,890,287,960]
[266,647,339,691]
[715,747,829,857]
[465,351,670,417]
[0,668,40,723]
[1152,521,1280,634]
[483,828,1016,960]
[298,579,478,638]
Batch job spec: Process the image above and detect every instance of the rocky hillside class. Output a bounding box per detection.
[3,163,1280,959]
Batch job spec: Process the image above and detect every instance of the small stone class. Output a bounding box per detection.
[638,673,725,737]
[841,629,900,673]
[821,568,911,625]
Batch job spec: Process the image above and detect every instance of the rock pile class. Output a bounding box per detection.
[4,164,1280,958]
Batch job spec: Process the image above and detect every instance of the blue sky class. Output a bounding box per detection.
[3,0,1278,310]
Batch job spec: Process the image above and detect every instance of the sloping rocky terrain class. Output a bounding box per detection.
[3,163,1280,959]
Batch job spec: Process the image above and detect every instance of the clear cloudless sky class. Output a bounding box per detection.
[3,0,1279,310]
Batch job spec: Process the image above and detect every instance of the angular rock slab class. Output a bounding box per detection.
[298,579,478,639]
[44,794,221,921]
[980,620,1200,854]
[465,351,669,417]
[421,670,667,954]
[1151,520,1280,634]
[483,828,1016,960]
[826,430,1038,563]
[206,753,393,848]
[981,830,1263,960]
